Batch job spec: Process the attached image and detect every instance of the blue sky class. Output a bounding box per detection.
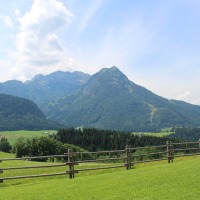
[0,0,200,105]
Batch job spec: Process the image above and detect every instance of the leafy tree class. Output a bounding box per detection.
[12,137,29,157]
[13,136,65,161]
[0,137,12,152]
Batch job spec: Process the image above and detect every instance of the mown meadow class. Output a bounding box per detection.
[0,151,200,200]
[0,130,56,144]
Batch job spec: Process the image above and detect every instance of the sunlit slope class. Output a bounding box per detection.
[1,153,199,200]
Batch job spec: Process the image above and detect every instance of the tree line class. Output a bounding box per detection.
[54,128,178,152]
[1,128,182,160]
[168,128,200,141]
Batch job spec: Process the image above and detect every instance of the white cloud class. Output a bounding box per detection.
[11,0,82,81]
[1,16,13,28]
[15,9,21,17]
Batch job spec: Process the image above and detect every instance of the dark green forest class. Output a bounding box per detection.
[169,128,200,141]
[55,128,178,152]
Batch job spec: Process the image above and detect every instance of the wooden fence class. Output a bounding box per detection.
[0,140,200,183]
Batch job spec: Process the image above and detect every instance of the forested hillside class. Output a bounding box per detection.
[47,67,200,131]
[0,94,62,130]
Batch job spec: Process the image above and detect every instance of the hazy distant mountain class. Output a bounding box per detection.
[0,71,90,109]
[0,94,63,131]
[46,67,200,131]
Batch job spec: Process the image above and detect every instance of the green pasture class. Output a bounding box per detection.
[0,130,56,144]
[0,151,199,200]
[132,128,174,137]
[132,132,173,137]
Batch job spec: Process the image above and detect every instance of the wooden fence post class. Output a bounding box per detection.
[167,141,171,163]
[68,149,75,179]
[0,169,3,183]
[125,145,131,170]
[0,163,3,183]
[170,141,174,163]
[199,138,200,150]
[167,141,173,163]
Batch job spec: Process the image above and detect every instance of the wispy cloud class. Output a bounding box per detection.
[76,0,105,36]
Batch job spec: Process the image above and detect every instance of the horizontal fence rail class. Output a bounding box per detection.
[0,140,200,183]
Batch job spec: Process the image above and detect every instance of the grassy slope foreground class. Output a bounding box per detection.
[1,155,200,200]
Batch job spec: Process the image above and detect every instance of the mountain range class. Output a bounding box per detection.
[0,71,90,108]
[0,66,200,131]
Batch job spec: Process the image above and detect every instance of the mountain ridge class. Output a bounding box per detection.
[0,67,200,131]
[46,67,200,131]
[0,71,90,109]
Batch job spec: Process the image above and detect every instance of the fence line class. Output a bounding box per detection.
[0,140,200,183]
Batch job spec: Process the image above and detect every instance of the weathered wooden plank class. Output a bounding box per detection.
[171,141,200,145]
[1,163,68,171]
[3,172,69,181]
[74,150,124,155]
[131,151,168,158]
[130,145,167,151]
[131,158,168,165]
[77,165,125,172]
[174,147,200,152]
[174,153,200,157]
[0,154,68,162]
[77,157,124,163]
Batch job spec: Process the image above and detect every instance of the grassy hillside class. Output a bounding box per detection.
[0,130,56,144]
[0,152,199,199]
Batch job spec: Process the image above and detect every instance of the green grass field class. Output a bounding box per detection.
[0,130,56,144]
[1,151,199,200]
[132,128,174,137]
[132,132,173,137]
